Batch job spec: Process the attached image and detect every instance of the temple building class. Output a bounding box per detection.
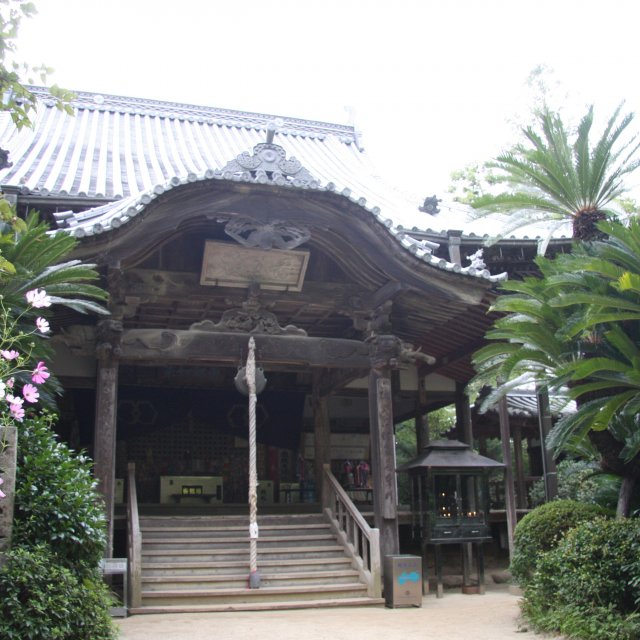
[0,87,565,611]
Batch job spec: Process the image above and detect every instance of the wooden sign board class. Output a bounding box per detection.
[200,241,309,291]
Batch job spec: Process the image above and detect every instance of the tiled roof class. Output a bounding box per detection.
[482,393,575,418]
[0,87,507,282]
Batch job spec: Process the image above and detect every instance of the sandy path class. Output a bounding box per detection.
[116,586,554,640]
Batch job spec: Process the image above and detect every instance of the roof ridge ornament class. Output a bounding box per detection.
[218,121,320,188]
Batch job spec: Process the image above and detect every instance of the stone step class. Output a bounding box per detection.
[141,556,353,576]
[139,583,369,607]
[141,545,347,563]
[139,526,330,539]
[134,512,375,612]
[141,533,336,550]
[138,514,326,529]
[129,596,385,615]
[141,569,361,591]
[140,520,328,535]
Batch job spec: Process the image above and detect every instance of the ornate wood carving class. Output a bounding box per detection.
[367,334,435,369]
[95,319,123,361]
[191,309,306,336]
[223,218,310,250]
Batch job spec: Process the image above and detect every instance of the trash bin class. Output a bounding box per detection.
[384,554,423,608]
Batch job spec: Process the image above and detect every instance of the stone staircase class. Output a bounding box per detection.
[131,512,384,613]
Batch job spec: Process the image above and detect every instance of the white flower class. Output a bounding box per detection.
[36,317,50,333]
[25,288,52,308]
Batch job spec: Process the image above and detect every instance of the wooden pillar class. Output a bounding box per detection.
[455,382,473,445]
[455,383,475,584]
[94,321,121,558]
[415,372,429,453]
[312,374,331,507]
[512,425,528,509]
[536,387,558,501]
[0,426,17,568]
[369,366,400,560]
[497,396,517,560]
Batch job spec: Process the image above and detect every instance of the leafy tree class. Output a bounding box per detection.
[470,104,640,252]
[0,0,73,131]
[447,162,497,204]
[473,218,640,516]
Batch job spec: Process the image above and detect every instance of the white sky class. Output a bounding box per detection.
[13,0,640,200]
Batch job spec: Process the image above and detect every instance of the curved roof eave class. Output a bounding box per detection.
[53,173,507,284]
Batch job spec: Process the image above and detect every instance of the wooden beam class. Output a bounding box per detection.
[120,328,372,369]
[420,338,486,376]
[318,368,368,396]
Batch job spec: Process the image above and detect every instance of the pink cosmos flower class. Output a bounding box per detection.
[31,361,50,384]
[0,477,5,499]
[36,317,50,333]
[1,349,19,360]
[25,288,52,308]
[7,395,24,421]
[6,377,14,389]
[22,383,39,403]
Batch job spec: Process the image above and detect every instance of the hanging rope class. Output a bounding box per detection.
[246,336,260,588]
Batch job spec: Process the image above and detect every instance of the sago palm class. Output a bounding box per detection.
[471,104,640,251]
[0,208,108,400]
[473,218,640,516]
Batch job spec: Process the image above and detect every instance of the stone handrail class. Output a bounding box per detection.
[127,462,142,608]
[322,464,381,597]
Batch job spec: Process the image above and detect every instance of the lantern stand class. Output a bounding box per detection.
[397,439,504,598]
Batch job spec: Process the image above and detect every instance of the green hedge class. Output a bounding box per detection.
[0,414,115,638]
[0,545,117,640]
[12,413,107,573]
[510,499,609,586]
[523,518,640,640]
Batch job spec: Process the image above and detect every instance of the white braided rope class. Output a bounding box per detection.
[247,337,258,577]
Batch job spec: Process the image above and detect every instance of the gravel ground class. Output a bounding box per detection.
[116,585,560,640]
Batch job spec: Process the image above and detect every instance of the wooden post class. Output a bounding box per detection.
[94,353,119,558]
[455,382,473,445]
[368,367,400,561]
[497,396,517,560]
[0,426,17,568]
[536,387,558,501]
[313,373,331,508]
[456,383,475,585]
[513,425,527,509]
[415,372,429,453]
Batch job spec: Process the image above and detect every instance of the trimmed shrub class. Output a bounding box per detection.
[523,518,640,640]
[0,544,117,640]
[12,413,107,573]
[529,459,603,507]
[510,499,609,586]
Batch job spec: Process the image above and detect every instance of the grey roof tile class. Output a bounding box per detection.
[0,87,509,282]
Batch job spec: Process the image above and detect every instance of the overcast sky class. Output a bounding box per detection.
[13,0,640,200]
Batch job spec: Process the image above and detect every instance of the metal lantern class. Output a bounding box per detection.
[398,439,504,544]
